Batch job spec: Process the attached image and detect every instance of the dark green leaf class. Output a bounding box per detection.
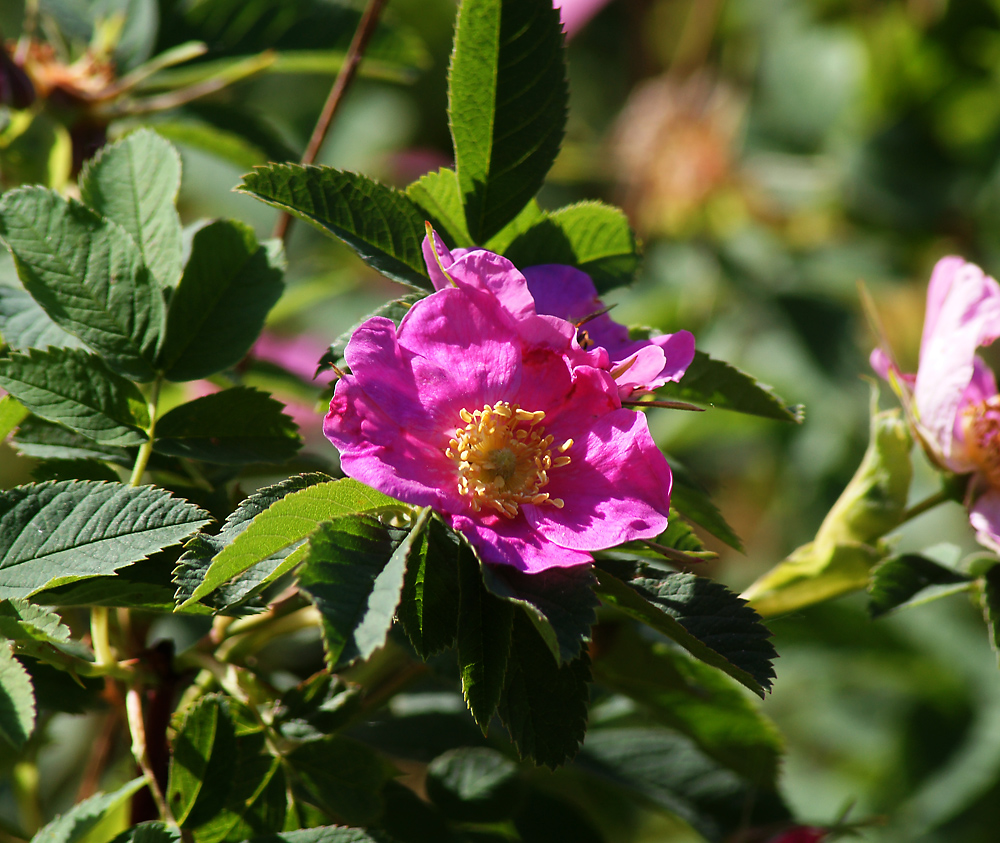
[381,781,456,843]
[513,791,605,843]
[499,612,590,768]
[660,509,708,553]
[481,562,597,664]
[668,472,744,552]
[31,779,146,843]
[287,737,394,826]
[449,0,568,242]
[869,553,972,618]
[173,473,334,612]
[11,416,134,465]
[0,285,85,352]
[298,515,411,671]
[0,348,149,446]
[593,623,783,787]
[481,200,544,255]
[31,458,123,483]
[272,672,363,742]
[593,566,775,697]
[169,695,236,827]
[405,169,473,248]
[0,187,164,381]
[0,598,70,644]
[656,351,803,423]
[425,747,523,823]
[109,822,181,843]
[502,202,640,293]
[238,165,431,290]
[0,646,34,749]
[982,564,1000,663]
[22,660,103,715]
[79,129,184,288]
[154,388,300,465]
[576,728,790,842]
[159,221,285,381]
[322,294,424,373]
[457,549,514,731]
[180,477,398,608]
[239,830,396,843]
[398,512,461,659]
[0,480,210,599]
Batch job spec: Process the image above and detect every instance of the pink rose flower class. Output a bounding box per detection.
[422,233,695,399]
[323,276,673,573]
[872,256,1000,551]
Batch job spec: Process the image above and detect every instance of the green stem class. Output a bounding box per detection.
[900,488,953,525]
[125,687,174,823]
[90,606,115,668]
[128,375,163,487]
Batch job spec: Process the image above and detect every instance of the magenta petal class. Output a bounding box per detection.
[652,330,696,383]
[447,250,538,322]
[450,513,593,572]
[522,264,602,323]
[970,489,1000,555]
[527,409,671,549]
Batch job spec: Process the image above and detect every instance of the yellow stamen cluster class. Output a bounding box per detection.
[964,396,1000,489]
[445,401,573,518]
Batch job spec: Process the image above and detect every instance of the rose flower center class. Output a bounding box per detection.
[445,401,572,518]
[963,396,1000,488]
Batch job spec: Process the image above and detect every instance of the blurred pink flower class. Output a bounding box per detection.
[423,232,695,398]
[553,0,614,38]
[324,265,672,573]
[872,256,1000,552]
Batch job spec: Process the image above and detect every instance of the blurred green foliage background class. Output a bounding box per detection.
[6,0,1000,839]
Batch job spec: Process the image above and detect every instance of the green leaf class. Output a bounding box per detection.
[0,480,210,599]
[322,294,424,372]
[169,695,236,826]
[668,473,743,552]
[457,549,514,732]
[0,394,29,440]
[592,623,783,787]
[237,830,395,843]
[298,515,411,671]
[11,417,134,466]
[108,823,180,843]
[159,221,285,381]
[237,165,431,290]
[180,478,399,609]
[656,351,803,423]
[79,129,184,288]
[425,747,523,823]
[0,187,164,381]
[481,563,597,664]
[0,348,149,446]
[398,512,461,659]
[272,673,363,743]
[869,553,972,618]
[286,737,394,826]
[499,611,590,768]
[0,285,86,352]
[481,200,544,255]
[30,779,146,843]
[31,459,127,483]
[449,0,568,242]
[174,473,335,613]
[502,202,640,293]
[577,728,790,842]
[659,509,708,554]
[0,598,71,644]
[983,564,1000,664]
[405,169,473,248]
[0,645,35,749]
[153,388,300,465]
[593,566,775,697]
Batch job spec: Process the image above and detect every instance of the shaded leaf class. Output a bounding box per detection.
[0,187,164,381]
[168,694,236,827]
[108,823,180,843]
[593,565,775,697]
[238,831,396,843]
[287,737,394,827]
[481,562,597,664]
[0,285,85,352]
[180,478,399,609]
[656,351,803,423]
[298,515,411,671]
[0,480,210,599]
[159,221,285,381]
[79,129,184,288]
[425,747,523,823]
[666,471,743,552]
[238,165,431,290]
[0,645,34,749]
[499,611,590,768]
[457,549,514,732]
[869,553,972,618]
[982,564,1000,664]
[398,512,461,659]
[272,673,363,743]
[502,202,640,293]
[154,388,300,465]
[0,598,71,644]
[0,347,149,446]
[30,779,146,843]
[11,417,134,466]
[449,0,568,242]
